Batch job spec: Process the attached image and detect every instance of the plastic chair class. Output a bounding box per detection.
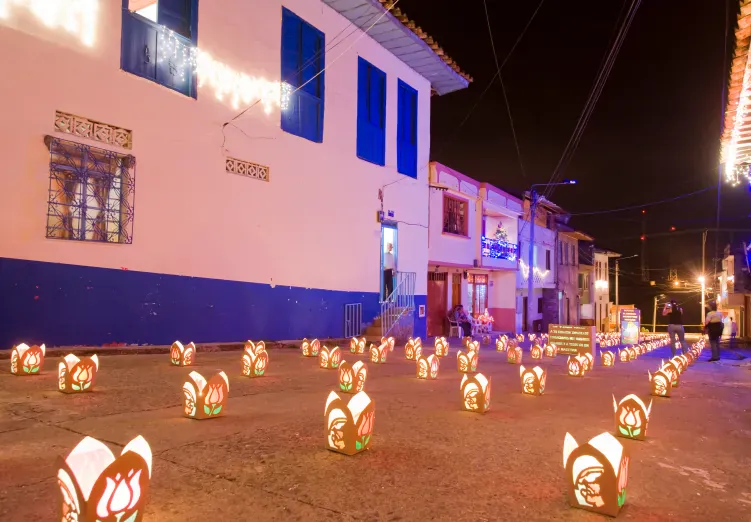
[447,315,462,338]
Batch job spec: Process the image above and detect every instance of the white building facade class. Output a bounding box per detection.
[0,0,469,347]
[593,249,615,332]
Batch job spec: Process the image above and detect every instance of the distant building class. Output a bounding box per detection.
[592,248,619,332]
[718,242,750,338]
[556,226,594,326]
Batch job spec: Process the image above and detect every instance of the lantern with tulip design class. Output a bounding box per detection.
[381,336,396,352]
[618,349,629,363]
[520,365,546,396]
[544,343,558,358]
[170,341,195,367]
[530,343,543,360]
[324,391,375,455]
[349,337,367,355]
[456,349,478,373]
[461,373,491,413]
[563,432,629,517]
[416,354,440,380]
[59,354,99,393]
[301,338,320,357]
[57,435,152,522]
[647,369,672,397]
[601,351,615,367]
[507,346,522,364]
[466,339,480,353]
[241,341,268,377]
[567,356,586,377]
[660,360,680,388]
[319,346,342,369]
[627,347,637,361]
[435,337,449,357]
[369,342,388,364]
[404,339,423,360]
[613,394,652,441]
[581,352,594,371]
[496,337,508,352]
[10,343,45,376]
[338,360,367,393]
[182,371,229,420]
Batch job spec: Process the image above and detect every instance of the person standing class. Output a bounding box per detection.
[383,242,395,300]
[704,302,723,362]
[662,300,689,357]
[730,319,737,347]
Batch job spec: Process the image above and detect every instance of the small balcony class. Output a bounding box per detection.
[481,236,518,269]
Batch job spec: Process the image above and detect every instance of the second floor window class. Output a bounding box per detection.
[546,249,551,270]
[443,195,467,236]
[281,8,325,143]
[397,79,418,178]
[357,57,386,165]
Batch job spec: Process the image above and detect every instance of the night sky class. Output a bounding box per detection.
[405,0,750,294]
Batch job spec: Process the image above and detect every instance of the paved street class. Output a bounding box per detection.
[1,343,750,521]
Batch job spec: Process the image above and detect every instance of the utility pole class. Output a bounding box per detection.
[527,189,537,333]
[641,210,648,281]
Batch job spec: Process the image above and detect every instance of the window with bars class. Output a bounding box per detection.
[443,195,468,236]
[45,137,136,244]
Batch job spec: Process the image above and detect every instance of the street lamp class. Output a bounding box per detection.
[526,180,576,332]
[698,276,706,325]
[652,294,665,333]
[614,254,638,332]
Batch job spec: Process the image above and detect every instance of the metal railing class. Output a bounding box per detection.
[344,303,363,338]
[481,236,518,261]
[380,271,416,337]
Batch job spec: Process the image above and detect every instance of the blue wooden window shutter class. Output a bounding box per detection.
[158,0,197,42]
[357,57,386,166]
[397,79,418,178]
[281,8,325,143]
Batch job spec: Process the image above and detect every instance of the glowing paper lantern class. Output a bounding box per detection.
[530,343,542,360]
[660,360,680,387]
[381,336,396,352]
[10,343,45,375]
[369,342,388,364]
[618,349,629,363]
[515,334,524,343]
[563,432,629,517]
[457,349,478,373]
[301,338,320,357]
[601,351,615,367]
[324,391,375,455]
[466,339,480,353]
[528,333,536,342]
[404,339,422,360]
[349,337,366,354]
[495,338,508,352]
[59,355,99,393]
[170,341,195,367]
[544,343,558,358]
[435,337,449,357]
[338,360,367,393]
[613,394,652,441]
[182,371,229,419]
[567,356,586,377]
[582,353,594,371]
[461,373,491,413]
[520,365,546,396]
[627,348,636,361]
[481,335,490,345]
[648,369,672,397]
[319,346,341,369]
[57,436,152,522]
[241,340,268,377]
[416,354,440,380]
[671,355,688,373]
[507,346,522,364]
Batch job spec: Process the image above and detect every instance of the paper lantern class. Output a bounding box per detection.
[404,339,422,360]
[457,349,478,373]
[581,353,594,371]
[381,336,396,352]
[507,346,522,364]
[613,394,652,441]
[10,343,45,376]
[618,349,629,363]
[170,341,195,367]
[659,361,680,388]
[671,355,688,373]
[601,351,615,367]
[515,334,524,343]
[495,338,507,352]
[57,435,152,522]
[648,369,672,397]
[319,346,341,369]
[563,432,629,517]
[182,371,229,419]
[338,360,367,393]
[466,339,480,353]
[530,343,543,360]
[567,356,586,377]
[241,340,268,377]
[349,337,367,354]
[324,391,375,455]
[434,337,449,357]
[59,355,99,393]
[461,373,491,413]
[528,333,536,342]
[301,338,320,357]
[369,342,388,364]
[520,365,546,395]
[481,335,490,345]
[544,343,558,358]
[627,348,636,361]
[416,354,440,380]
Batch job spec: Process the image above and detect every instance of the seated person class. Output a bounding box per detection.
[452,304,473,337]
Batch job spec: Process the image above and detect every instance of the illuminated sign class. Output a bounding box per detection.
[619,309,641,345]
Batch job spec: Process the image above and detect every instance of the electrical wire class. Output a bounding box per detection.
[569,187,715,216]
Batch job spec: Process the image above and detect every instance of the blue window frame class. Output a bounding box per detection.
[281,8,325,143]
[357,57,386,166]
[120,0,199,99]
[397,79,418,178]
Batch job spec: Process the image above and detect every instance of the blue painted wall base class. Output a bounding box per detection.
[0,257,387,348]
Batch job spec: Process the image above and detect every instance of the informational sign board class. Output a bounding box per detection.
[619,309,641,345]
[548,324,596,356]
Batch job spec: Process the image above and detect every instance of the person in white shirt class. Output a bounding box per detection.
[704,301,724,362]
[383,243,395,300]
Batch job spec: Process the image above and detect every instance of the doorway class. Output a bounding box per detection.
[451,273,462,309]
[522,296,528,332]
[427,272,448,336]
[380,224,398,301]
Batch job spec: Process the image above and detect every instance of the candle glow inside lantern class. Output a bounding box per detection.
[10,343,45,375]
[338,360,367,393]
[496,337,508,352]
[324,391,375,455]
[381,336,396,352]
[466,339,480,353]
[57,435,152,522]
[601,351,615,367]
[516,334,524,343]
[648,369,672,397]
[507,346,522,364]
[671,355,687,373]
[461,373,491,413]
[369,342,388,364]
[435,337,449,357]
[350,337,367,354]
[416,354,440,380]
[567,356,586,377]
[301,338,320,357]
[563,432,629,517]
[627,347,637,361]
[618,349,629,363]
[319,346,342,369]
[482,335,490,345]
[457,349,478,373]
[182,371,229,419]
[544,343,557,358]
[242,341,268,377]
[59,354,99,393]
[404,339,423,360]
[530,343,543,360]
[170,341,195,367]
[582,353,594,371]
[613,394,651,441]
[660,360,680,387]
[520,365,546,396]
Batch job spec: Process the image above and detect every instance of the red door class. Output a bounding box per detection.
[427,273,448,336]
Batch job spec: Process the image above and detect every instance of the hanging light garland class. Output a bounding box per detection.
[0,0,98,46]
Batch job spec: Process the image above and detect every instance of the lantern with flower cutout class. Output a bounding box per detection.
[520,365,546,396]
[349,337,367,354]
[647,369,672,397]
[416,354,440,380]
[57,435,152,522]
[582,353,594,371]
[241,341,268,377]
[627,347,637,361]
[544,343,558,358]
[528,333,536,342]
[660,360,680,387]
[10,343,45,376]
[435,337,450,357]
[301,338,320,357]
[404,339,423,360]
[381,336,396,352]
[671,355,688,374]
[456,349,478,373]
[563,432,629,517]
[567,356,586,377]
[496,337,508,352]
[338,360,367,393]
[613,394,652,441]
[515,333,524,343]
[481,335,490,345]
[319,346,341,369]
[182,371,229,419]
[369,342,388,364]
[530,342,543,360]
[59,355,99,393]
[618,349,629,363]
[507,346,522,364]
[601,351,615,367]
[324,391,375,455]
[466,339,480,353]
[461,373,491,413]
[170,341,195,367]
